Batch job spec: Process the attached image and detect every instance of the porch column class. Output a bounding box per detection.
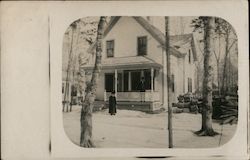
[115,69,118,97]
[104,90,107,101]
[151,67,154,93]
[128,71,131,91]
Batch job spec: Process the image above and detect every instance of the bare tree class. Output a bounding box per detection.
[80,17,107,147]
[195,17,218,136]
[76,18,99,104]
[194,43,204,93]
[76,17,111,101]
[191,17,237,96]
[218,19,237,95]
[63,21,79,112]
[213,33,222,95]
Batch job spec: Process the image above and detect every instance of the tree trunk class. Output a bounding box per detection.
[80,17,106,147]
[217,35,221,95]
[195,17,217,136]
[63,25,76,112]
[165,17,173,148]
[221,33,229,95]
[216,59,220,95]
[196,65,200,92]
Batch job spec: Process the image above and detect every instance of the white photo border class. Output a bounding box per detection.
[50,1,249,158]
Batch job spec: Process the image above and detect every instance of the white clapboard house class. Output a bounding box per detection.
[82,16,198,111]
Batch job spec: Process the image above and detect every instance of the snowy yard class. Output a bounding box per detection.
[63,105,237,148]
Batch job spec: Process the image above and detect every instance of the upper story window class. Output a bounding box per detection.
[188,49,191,64]
[137,36,147,56]
[106,40,114,57]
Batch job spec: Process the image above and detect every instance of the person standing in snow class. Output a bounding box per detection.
[109,91,117,115]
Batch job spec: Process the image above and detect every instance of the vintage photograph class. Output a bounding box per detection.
[61,16,238,148]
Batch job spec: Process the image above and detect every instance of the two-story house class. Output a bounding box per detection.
[82,16,198,111]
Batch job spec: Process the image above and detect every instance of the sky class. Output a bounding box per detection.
[169,17,197,35]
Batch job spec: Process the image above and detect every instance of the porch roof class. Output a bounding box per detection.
[82,56,162,70]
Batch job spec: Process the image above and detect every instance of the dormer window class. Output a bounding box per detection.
[137,36,147,56]
[188,49,191,64]
[106,40,114,57]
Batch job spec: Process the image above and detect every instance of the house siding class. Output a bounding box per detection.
[103,17,163,64]
[83,17,197,108]
[183,46,196,93]
[170,55,179,103]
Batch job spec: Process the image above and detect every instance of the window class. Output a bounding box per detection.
[144,70,152,90]
[117,73,123,92]
[137,36,147,56]
[126,69,152,91]
[105,73,114,92]
[188,78,192,92]
[131,71,141,90]
[123,71,129,91]
[104,70,153,92]
[188,49,191,64]
[106,40,114,57]
[105,73,123,92]
[171,74,175,92]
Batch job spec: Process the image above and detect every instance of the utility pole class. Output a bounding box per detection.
[165,16,173,148]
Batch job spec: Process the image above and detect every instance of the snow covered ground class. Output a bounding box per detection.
[63,105,237,148]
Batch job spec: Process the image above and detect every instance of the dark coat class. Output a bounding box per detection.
[109,96,117,114]
[138,80,146,92]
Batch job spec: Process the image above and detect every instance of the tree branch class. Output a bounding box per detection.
[228,39,237,51]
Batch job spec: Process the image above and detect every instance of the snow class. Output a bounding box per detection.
[63,105,236,148]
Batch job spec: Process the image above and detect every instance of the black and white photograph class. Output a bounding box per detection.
[62,16,238,148]
[0,1,248,159]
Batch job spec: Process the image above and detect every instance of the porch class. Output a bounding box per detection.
[83,56,164,111]
[103,67,162,111]
[105,101,162,112]
[105,91,162,111]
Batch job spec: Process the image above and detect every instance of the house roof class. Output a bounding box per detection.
[88,16,197,60]
[133,17,186,58]
[170,33,198,61]
[82,56,162,70]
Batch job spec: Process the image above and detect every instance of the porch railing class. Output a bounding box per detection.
[105,90,160,102]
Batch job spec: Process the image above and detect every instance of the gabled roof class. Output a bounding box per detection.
[133,17,184,58]
[170,33,198,61]
[88,16,197,60]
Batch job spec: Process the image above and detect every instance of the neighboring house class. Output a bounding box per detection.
[82,16,198,111]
